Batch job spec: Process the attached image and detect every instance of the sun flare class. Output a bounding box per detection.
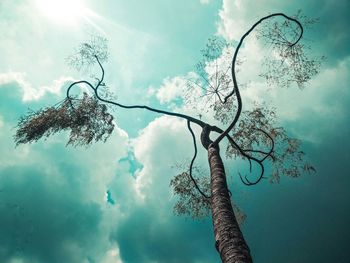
[34,0,88,26]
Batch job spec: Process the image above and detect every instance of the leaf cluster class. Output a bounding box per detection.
[184,37,236,112]
[170,170,211,219]
[221,105,315,183]
[67,35,108,71]
[14,93,114,146]
[170,167,246,224]
[257,11,325,88]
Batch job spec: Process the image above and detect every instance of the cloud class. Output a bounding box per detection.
[216,0,307,41]
[155,75,189,104]
[0,166,102,262]
[110,115,219,263]
[217,0,251,41]
[0,115,3,128]
[0,72,73,101]
[217,0,350,62]
[0,82,129,263]
[132,116,189,197]
[271,56,350,142]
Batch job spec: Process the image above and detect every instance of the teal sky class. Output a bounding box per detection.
[0,0,349,262]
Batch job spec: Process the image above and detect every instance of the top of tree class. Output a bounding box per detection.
[256,11,325,88]
[66,35,109,72]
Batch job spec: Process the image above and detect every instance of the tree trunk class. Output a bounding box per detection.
[208,144,253,263]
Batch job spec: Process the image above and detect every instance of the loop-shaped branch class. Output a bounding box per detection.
[224,13,303,104]
[66,80,96,108]
[240,128,275,162]
[239,159,266,186]
[224,132,271,186]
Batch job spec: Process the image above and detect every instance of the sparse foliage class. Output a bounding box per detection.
[67,35,108,71]
[170,169,246,224]
[185,37,238,111]
[170,170,211,219]
[257,11,325,88]
[222,105,315,183]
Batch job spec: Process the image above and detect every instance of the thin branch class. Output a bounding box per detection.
[223,133,269,186]
[253,128,275,161]
[187,120,211,199]
[66,80,96,100]
[187,78,207,92]
[199,71,216,92]
[91,56,208,129]
[242,149,276,161]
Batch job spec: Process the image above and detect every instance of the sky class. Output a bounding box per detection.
[0,0,349,262]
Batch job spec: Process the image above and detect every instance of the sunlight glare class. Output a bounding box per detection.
[35,0,88,26]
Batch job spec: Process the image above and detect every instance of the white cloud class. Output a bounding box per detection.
[217,0,250,41]
[216,0,295,41]
[155,75,188,104]
[270,56,350,141]
[132,116,188,199]
[0,72,74,101]
[131,115,208,201]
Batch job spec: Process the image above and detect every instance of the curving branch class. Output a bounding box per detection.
[252,128,275,162]
[239,163,266,186]
[187,120,211,199]
[242,149,276,161]
[91,56,208,129]
[66,80,96,108]
[223,131,272,186]
[212,13,304,147]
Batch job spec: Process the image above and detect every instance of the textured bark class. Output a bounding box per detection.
[208,145,253,263]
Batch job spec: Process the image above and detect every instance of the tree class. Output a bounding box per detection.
[14,13,322,263]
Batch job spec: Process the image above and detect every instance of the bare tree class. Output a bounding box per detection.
[14,13,321,263]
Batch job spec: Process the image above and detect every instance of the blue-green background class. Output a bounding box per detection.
[0,0,349,262]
